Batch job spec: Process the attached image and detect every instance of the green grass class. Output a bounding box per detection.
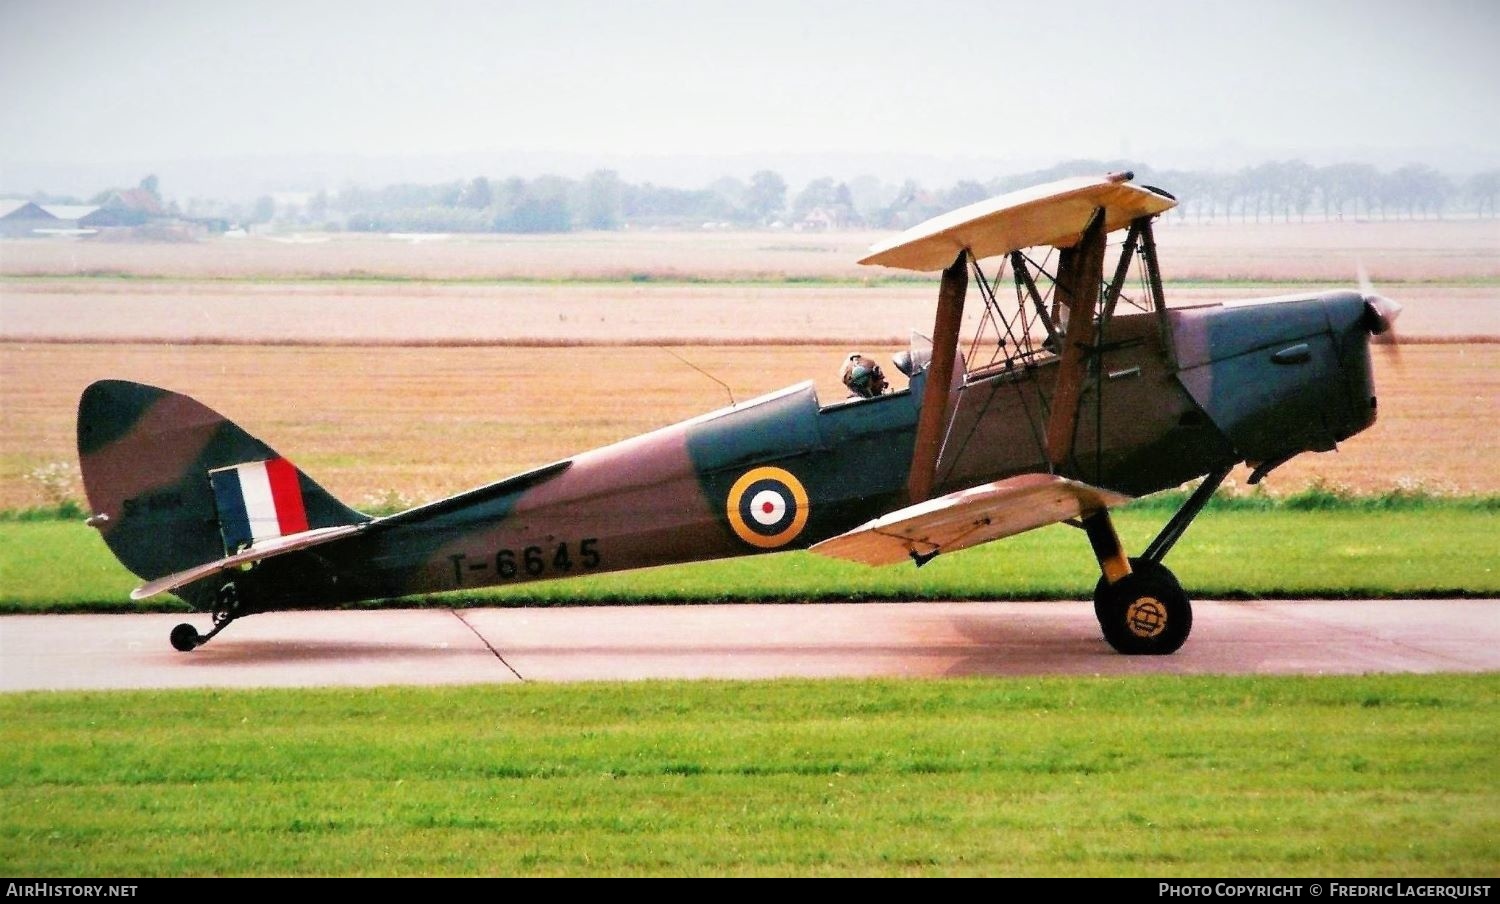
[0,505,1494,612]
[1,675,1494,876]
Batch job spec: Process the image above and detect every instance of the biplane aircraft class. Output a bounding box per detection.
[77,172,1400,654]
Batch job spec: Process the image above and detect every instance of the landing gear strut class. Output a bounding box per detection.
[169,581,244,652]
[1082,466,1230,655]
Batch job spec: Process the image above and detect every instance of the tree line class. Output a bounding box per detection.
[321,160,1500,232]
[62,159,1500,233]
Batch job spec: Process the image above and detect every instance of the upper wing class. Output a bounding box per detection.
[810,473,1131,567]
[859,175,1176,272]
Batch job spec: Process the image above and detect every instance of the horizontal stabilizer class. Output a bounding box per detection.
[130,524,364,600]
[810,473,1132,567]
[860,175,1176,272]
[131,460,575,600]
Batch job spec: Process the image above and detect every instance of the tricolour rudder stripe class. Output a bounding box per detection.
[264,457,310,534]
[235,460,279,543]
[210,466,253,553]
[212,458,314,549]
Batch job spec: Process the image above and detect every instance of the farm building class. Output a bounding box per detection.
[0,199,58,237]
[80,188,164,227]
[0,200,112,236]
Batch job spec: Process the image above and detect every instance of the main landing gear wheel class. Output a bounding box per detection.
[1094,557,1192,655]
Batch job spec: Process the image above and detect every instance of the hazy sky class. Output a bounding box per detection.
[2,0,1497,188]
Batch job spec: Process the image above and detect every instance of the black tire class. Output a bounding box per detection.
[169,623,201,652]
[1093,557,1192,655]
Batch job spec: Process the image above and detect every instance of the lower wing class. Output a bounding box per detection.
[810,473,1131,567]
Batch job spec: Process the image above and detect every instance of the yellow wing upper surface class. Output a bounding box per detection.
[860,175,1176,272]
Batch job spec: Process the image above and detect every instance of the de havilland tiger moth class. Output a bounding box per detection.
[76,172,1401,654]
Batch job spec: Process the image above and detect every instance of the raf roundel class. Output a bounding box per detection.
[726,467,810,549]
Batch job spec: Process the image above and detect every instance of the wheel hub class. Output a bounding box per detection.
[1125,596,1168,638]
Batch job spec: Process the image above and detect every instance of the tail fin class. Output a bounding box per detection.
[77,380,366,607]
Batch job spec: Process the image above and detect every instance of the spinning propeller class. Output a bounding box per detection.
[1357,260,1404,367]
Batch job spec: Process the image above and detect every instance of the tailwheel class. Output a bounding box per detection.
[169,622,202,651]
[167,581,243,653]
[1093,557,1192,655]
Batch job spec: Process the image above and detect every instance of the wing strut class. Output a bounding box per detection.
[1044,207,1107,469]
[906,250,968,504]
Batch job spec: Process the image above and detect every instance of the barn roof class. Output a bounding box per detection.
[0,199,55,221]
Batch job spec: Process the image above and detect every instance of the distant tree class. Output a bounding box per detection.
[820,182,863,228]
[491,176,527,221]
[580,170,624,229]
[1232,166,1261,222]
[621,182,732,225]
[987,159,1147,196]
[1280,160,1316,222]
[745,170,787,223]
[308,190,329,222]
[436,181,464,207]
[846,174,895,222]
[707,176,748,213]
[1180,170,1229,222]
[1387,164,1449,219]
[497,175,573,233]
[940,180,988,210]
[138,174,161,201]
[252,195,276,223]
[1318,163,1378,220]
[1467,170,1500,218]
[503,197,570,232]
[458,176,492,210]
[877,179,932,229]
[792,177,838,218]
[1148,169,1189,220]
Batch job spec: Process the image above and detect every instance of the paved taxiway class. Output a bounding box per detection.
[2,600,1495,691]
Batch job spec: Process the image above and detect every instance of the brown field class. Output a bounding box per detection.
[2,218,1497,282]
[3,342,1496,511]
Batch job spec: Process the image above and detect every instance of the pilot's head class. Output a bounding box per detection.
[841,353,888,399]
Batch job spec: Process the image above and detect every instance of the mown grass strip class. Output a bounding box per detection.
[1,675,1494,876]
[3,506,1494,612]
